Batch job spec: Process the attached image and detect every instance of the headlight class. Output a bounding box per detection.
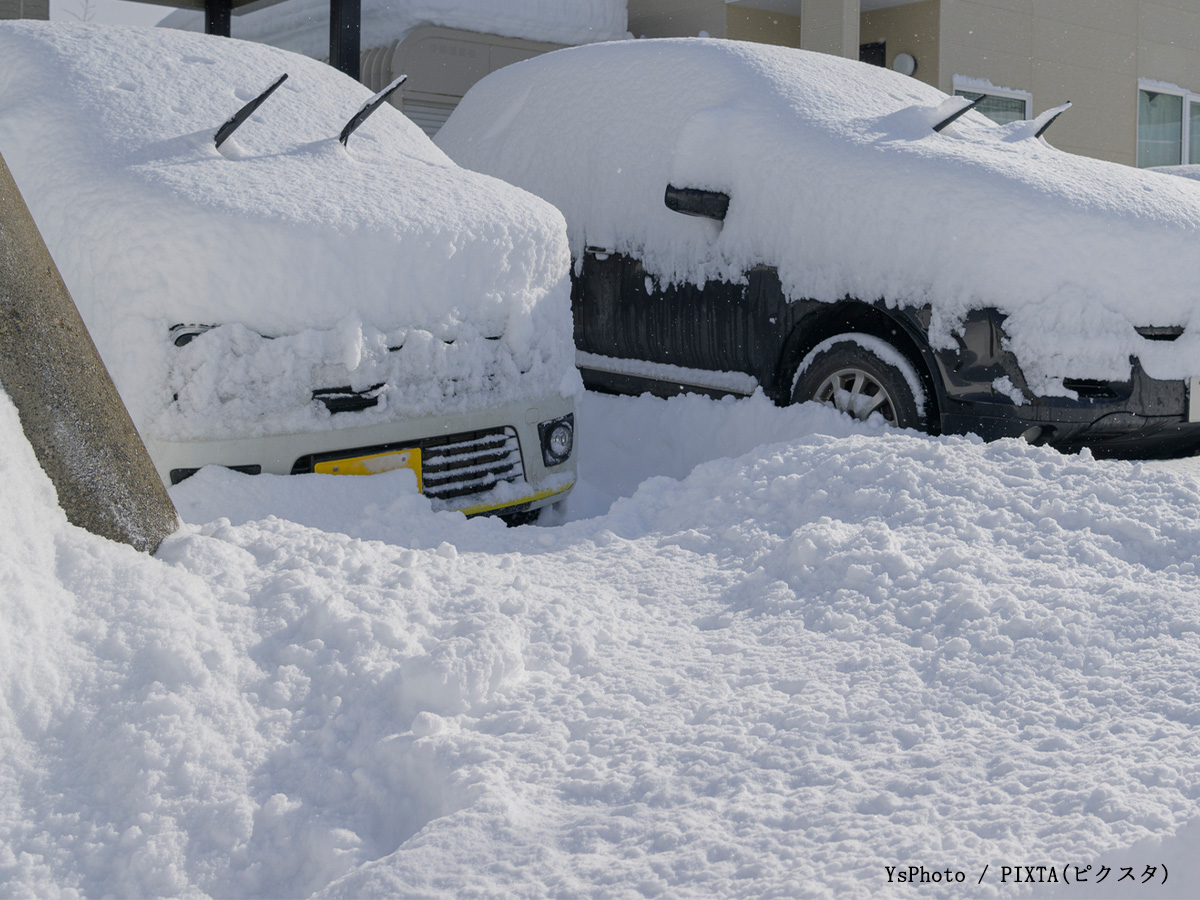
[538,414,574,467]
[169,323,215,347]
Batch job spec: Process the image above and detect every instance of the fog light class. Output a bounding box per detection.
[549,424,571,455]
[538,414,574,467]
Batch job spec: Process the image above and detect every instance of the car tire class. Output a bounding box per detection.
[791,334,927,430]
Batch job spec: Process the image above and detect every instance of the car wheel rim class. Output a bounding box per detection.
[813,367,896,423]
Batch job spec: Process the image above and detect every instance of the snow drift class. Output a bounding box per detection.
[438,38,1200,390]
[6,378,1200,897]
[0,22,577,442]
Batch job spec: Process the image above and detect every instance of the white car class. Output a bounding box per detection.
[0,22,578,521]
[439,38,1200,458]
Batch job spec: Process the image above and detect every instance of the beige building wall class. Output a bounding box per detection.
[727,6,803,48]
[860,0,941,89]
[630,0,1200,168]
[936,0,1200,166]
[801,0,861,57]
[937,0,1131,163]
[627,0,729,39]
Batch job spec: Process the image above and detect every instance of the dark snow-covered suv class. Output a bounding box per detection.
[438,38,1200,458]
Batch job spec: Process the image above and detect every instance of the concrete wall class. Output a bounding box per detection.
[627,0,728,39]
[0,152,179,553]
[860,0,941,89]
[0,0,49,19]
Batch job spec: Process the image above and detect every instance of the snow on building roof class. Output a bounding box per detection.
[0,22,577,441]
[158,0,628,59]
[438,37,1200,392]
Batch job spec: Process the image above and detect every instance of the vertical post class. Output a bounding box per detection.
[205,0,232,37]
[329,0,361,81]
[0,152,179,553]
[801,0,861,60]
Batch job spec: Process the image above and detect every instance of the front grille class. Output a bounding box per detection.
[421,427,524,501]
[290,426,525,502]
[1063,378,1121,399]
[1136,326,1184,342]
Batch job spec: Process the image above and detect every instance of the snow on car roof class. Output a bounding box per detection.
[437,38,1200,392]
[0,22,576,440]
[1154,164,1200,182]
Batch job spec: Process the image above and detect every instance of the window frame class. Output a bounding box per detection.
[951,76,1032,124]
[1136,78,1200,168]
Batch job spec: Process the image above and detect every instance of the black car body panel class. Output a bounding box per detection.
[574,251,1200,459]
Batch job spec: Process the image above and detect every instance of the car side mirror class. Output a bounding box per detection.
[664,184,729,221]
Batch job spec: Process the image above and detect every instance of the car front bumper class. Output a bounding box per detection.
[146,394,577,516]
[939,362,1200,459]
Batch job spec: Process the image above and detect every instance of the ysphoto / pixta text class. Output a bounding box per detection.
[885,862,1169,887]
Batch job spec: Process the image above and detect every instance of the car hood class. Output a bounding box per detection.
[438,37,1200,391]
[0,22,577,438]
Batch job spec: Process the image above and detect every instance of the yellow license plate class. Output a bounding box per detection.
[314,448,422,489]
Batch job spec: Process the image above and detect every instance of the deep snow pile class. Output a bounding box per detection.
[5,382,1200,898]
[159,0,628,60]
[0,23,577,441]
[437,38,1200,393]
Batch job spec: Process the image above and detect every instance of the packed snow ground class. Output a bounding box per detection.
[4,384,1200,898]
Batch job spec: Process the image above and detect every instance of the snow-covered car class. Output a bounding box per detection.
[1153,164,1200,183]
[0,22,578,521]
[438,38,1200,458]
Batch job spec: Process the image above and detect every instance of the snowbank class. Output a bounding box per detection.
[0,22,577,441]
[6,375,1200,897]
[438,38,1200,392]
[159,0,628,60]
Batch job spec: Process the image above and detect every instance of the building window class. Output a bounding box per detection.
[1136,81,1200,168]
[860,42,886,67]
[951,78,1032,126]
[1139,89,1183,167]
